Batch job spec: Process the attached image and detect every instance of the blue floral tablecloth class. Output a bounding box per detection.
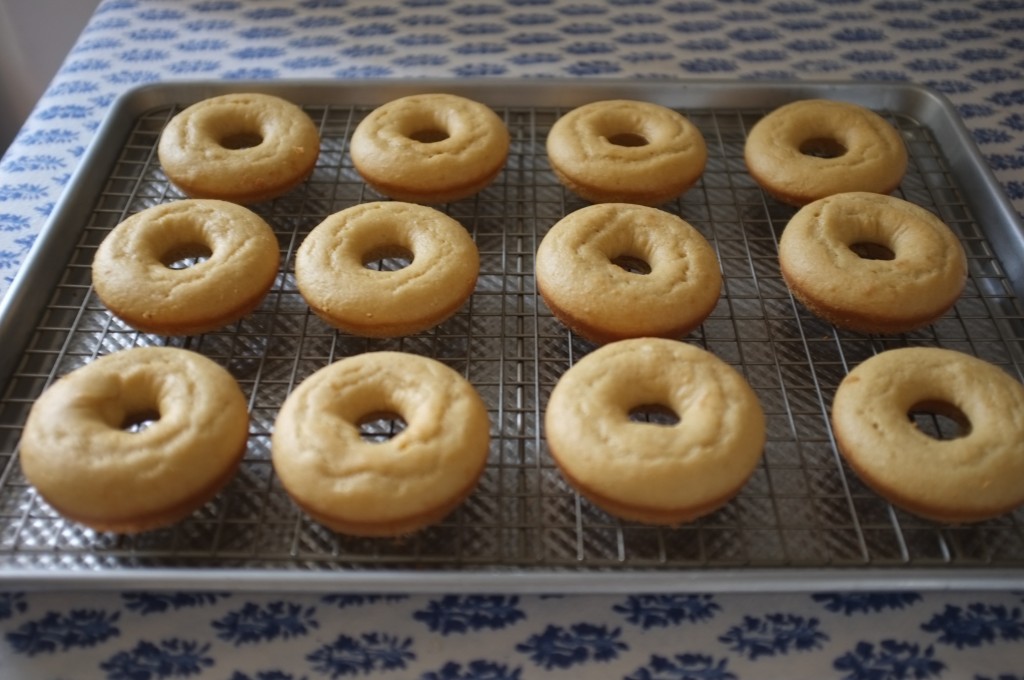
[2,589,1024,679]
[1,1,1024,678]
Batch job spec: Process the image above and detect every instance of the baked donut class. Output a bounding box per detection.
[778,193,966,334]
[19,347,249,533]
[92,199,280,336]
[271,352,491,536]
[831,347,1024,523]
[546,99,707,205]
[158,92,320,204]
[545,338,765,525]
[744,98,907,206]
[295,201,479,337]
[535,203,721,344]
[349,93,509,203]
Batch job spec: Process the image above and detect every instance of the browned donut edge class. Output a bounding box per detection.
[537,280,718,345]
[34,436,248,534]
[278,461,487,538]
[746,164,904,208]
[780,266,964,335]
[355,153,508,204]
[103,268,279,336]
[304,275,476,338]
[168,157,318,205]
[832,433,1022,524]
[548,441,751,526]
[549,161,700,207]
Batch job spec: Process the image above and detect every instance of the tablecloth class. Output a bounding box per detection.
[1,1,1024,678]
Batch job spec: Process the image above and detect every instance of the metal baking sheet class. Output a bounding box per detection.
[1,79,1023,593]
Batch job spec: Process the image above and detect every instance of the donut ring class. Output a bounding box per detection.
[535,203,721,344]
[295,202,479,337]
[778,192,966,334]
[546,99,707,206]
[744,99,907,206]
[831,347,1024,523]
[19,347,250,533]
[545,338,766,525]
[271,352,491,536]
[158,92,320,204]
[92,199,280,335]
[350,93,510,203]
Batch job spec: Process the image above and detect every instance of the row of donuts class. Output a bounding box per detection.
[90,193,966,344]
[18,345,490,536]
[20,331,1024,537]
[91,199,480,338]
[158,92,510,206]
[89,191,969,348]
[13,338,758,535]
[20,333,1024,536]
[156,91,906,209]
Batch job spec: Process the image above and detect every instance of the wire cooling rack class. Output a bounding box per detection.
[1,86,1023,590]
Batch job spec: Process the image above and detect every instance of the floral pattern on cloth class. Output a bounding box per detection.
[2,590,1024,678]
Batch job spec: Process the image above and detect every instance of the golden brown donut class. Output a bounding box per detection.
[546,99,707,205]
[158,92,320,204]
[92,199,280,336]
[831,347,1024,523]
[535,203,721,344]
[295,201,479,337]
[271,351,491,537]
[778,192,966,334]
[744,98,907,206]
[349,93,510,203]
[545,338,766,525]
[19,347,249,534]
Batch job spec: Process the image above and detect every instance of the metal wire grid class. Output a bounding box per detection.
[0,99,1023,579]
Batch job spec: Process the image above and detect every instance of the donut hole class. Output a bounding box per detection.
[799,137,847,159]
[849,241,896,261]
[610,254,652,275]
[408,127,450,144]
[362,245,414,271]
[120,409,161,434]
[606,132,649,148]
[908,399,972,440]
[628,403,680,427]
[358,410,408,443]
[218,131,264,150]
[160,242,213,270]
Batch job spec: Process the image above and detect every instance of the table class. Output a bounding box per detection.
[2,1,1024,677]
